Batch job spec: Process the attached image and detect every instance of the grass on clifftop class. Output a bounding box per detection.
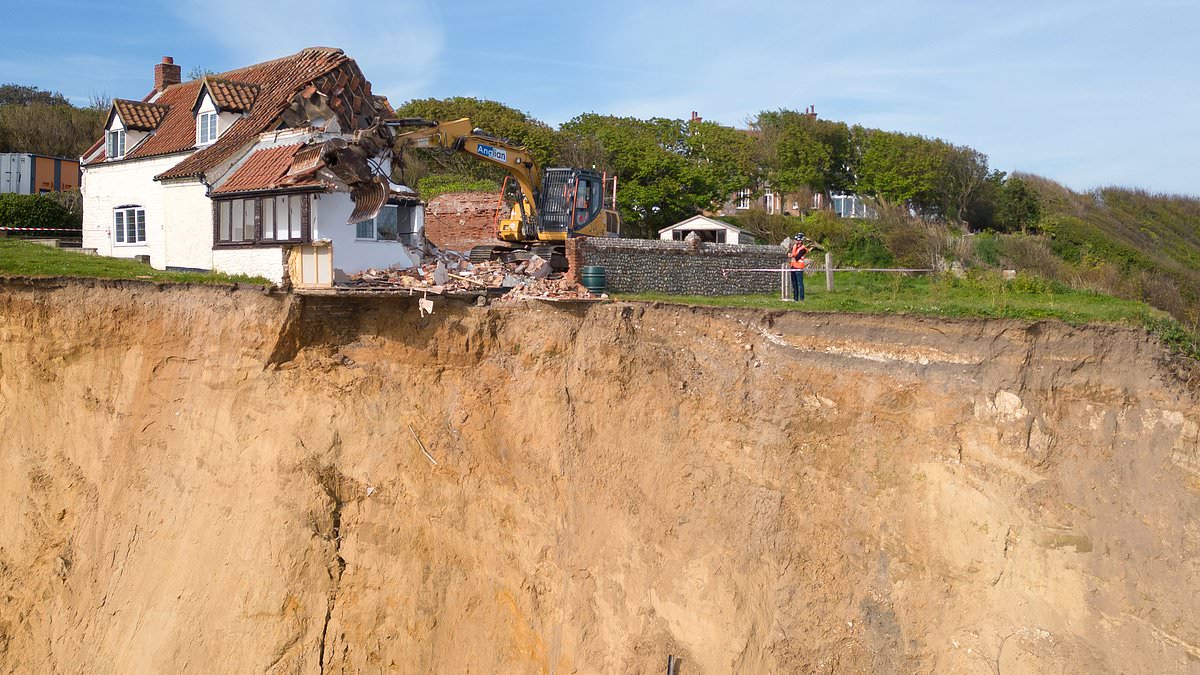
[619,271,1200,362]
[621,272,1200,360]
[0,238,270,285]
[621,272,1159,323]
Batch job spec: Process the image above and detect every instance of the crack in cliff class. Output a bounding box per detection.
[317,494,345,675]
[313,459,349,675]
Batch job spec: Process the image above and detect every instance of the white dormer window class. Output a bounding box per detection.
[197,111,218,145]
[106,129,125,159]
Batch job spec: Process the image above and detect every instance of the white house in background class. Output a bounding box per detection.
[80,48,423,285]
[830,192,876,219]
[658,214,757,245]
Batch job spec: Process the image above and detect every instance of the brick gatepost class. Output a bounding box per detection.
[565,237,584,285]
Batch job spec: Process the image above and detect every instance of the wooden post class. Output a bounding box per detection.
[781,263,787,300]
[825,252,834,292]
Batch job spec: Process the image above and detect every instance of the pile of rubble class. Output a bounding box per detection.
[345,249,605,301]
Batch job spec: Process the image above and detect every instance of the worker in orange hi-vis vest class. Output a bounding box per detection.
[788,234,810,301]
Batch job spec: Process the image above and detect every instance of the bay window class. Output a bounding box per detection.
[215,194,309,245]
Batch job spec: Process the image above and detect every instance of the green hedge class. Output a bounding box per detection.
[415,173,502,201]
[0,193,81,232]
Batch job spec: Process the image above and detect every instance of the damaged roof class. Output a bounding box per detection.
[83,47,391,184]
[211,143,327,195]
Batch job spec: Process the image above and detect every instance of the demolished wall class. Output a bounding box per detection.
[2,278,1200,673]
[422,191,501,252]
[568,236,788,295]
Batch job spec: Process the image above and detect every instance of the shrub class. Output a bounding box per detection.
[415,173,501,201]
[1134,271,1186,319]
[1007,272,1057,295]
[879,215,949,269]
[800,210,849,245]
[1145,316,1200,361]
[973,231,1000,266]
[995,233,1064,279]
[0,193,80,231]
[732,209,803,245]
[838,226,894,267]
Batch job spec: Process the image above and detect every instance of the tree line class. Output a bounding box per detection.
[393,97,1042,238]
[0,84,108,159]
[0,84,1039,241]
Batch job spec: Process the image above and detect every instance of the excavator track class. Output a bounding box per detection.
[468,246,497,263]
[467,243,567,271]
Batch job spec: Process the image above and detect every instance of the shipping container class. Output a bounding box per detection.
[0,153,82,194]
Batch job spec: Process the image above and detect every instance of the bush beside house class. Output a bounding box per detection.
[0,193,80,232]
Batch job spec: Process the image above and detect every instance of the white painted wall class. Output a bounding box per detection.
[81,153,188,265]
[212,247,288,284]
[313,193,422,277]
[161,179,215,271]
[659,216,753,243]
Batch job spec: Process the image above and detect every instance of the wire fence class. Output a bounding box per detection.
[720,252,934,299]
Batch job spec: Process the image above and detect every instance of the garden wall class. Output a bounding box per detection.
[568,236,789,295]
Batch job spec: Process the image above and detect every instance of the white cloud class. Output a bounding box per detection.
[172,0,445,101]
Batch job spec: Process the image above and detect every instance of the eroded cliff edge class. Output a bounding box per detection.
[1,278,1198,673]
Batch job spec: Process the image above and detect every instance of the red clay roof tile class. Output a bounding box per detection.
[84,47,388,184]
[155,48,352,180]
[200,77,260,113]
[112,99,171,131]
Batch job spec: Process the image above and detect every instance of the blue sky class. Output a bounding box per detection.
[3,0,1197,195]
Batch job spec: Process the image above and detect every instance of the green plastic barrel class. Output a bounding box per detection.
[581,266,607,293]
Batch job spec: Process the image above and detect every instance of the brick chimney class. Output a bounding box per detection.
[154,56,181,93]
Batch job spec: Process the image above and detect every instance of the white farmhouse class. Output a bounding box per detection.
[81,48,423,285]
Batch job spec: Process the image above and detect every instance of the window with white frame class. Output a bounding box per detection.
[356,204,419,245]
[765,192,775,214]
[197,112,218,145]
[736,188,751,210]
[113,206,145,245]
[216,194,308,244]
[106,129,126,159]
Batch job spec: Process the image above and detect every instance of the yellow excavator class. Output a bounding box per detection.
[386,117,620,264]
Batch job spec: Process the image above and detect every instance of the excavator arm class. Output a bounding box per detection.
[387,118,542,223]
[384,116,620,250]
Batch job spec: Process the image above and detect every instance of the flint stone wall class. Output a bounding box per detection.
[569,236,789,295]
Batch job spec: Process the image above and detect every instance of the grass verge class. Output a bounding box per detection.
[618,271,1200,361]
[0,238,270,286]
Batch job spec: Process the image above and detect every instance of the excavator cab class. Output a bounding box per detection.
[536,168,607,241]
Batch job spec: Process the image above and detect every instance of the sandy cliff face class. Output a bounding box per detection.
[0,279,1198,674]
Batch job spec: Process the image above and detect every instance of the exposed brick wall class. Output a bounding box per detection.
[422,191,501,252]
[571,237,789,295]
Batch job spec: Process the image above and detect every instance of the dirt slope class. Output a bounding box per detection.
[1,278,1198,674]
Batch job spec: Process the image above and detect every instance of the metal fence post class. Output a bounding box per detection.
[825,252,834,292]
[781,263,787,300]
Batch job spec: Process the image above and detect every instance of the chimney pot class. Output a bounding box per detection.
[162,56,174,64]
